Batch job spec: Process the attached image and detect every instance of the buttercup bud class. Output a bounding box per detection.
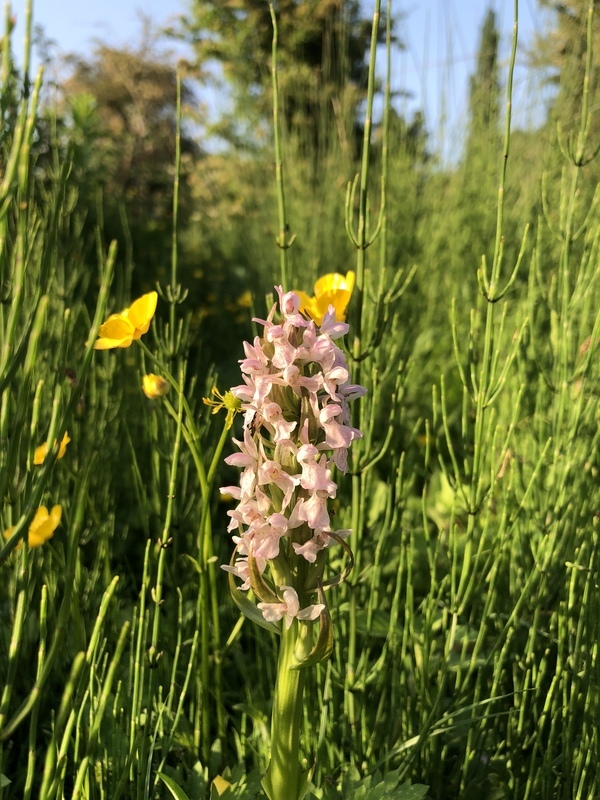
[142,373,169,399]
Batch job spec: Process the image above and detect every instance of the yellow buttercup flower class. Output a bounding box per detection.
[33,431,70,466]
[294,271,355,325]
[94,291,158,350]
[142,373,169,399]
[236,290,253,309]
[3,504,62,549]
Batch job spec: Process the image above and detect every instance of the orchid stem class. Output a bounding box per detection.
[262,622,305,800]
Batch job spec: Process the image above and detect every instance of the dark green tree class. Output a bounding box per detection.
[532,0,600,129]
[56,30,200,290]
[422,7,502,318]
[459,6,502,264]
[179,0,390,148]
[527,0,600,254]
[465,7,500,160]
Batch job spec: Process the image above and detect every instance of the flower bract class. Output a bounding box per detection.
[94,291,158,350]
[33,431,70,465]
[4,504,62,549]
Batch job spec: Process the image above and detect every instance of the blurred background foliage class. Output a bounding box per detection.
[39,0,593,383]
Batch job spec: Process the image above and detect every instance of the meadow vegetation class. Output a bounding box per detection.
[0,0,599,798]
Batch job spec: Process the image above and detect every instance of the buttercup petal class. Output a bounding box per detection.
[314,271,354,298]
[295,290,317,317]
[33,443,47,465]
[94,335,133,350]
[33,431,70,465]
[50,505,62,526]
[28,505,61,548]
[57,432,71,459]
[97,315,133,338]
[94,315,134,349]
[295,272,354,324]
[126,291,158,334]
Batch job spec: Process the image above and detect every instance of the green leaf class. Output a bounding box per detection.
[336,767,429,800]
[389,783,429,800]
[217,765,264,798]
[180,553,202,574]
[157,772,192,800]
[0,775,11,788]
[297,766,312,800]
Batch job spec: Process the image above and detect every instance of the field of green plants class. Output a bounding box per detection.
[0,0,599,797]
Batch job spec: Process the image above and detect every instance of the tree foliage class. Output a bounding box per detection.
[63,36,197,219]
[181,0,387,145]
[466,8,500,155]
[532,0,600,122]
[529,0,600,237]
[55,30,200,289]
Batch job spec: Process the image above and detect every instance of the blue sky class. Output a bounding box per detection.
[13,0,553,160]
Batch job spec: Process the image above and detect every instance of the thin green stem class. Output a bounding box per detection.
[23,584,47,800]
[148,362,185,664]
[168,67,182,355]
[0,544,29,738]
[346,0,382,756]
[269,1,293,289]
[197,417,230,760]
[136,339,208,496]
[455,0,518,608]
[351,0,381,358]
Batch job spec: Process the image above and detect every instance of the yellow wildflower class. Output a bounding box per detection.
[294,271,355,325]
[142,373,169,399]
[236,290,253,309]
[94,291,158,350]
[33,431,70,466]
[4,505,62,549]
[203,387,242,429]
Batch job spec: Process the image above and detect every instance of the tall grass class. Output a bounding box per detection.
[0,0,598,798]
